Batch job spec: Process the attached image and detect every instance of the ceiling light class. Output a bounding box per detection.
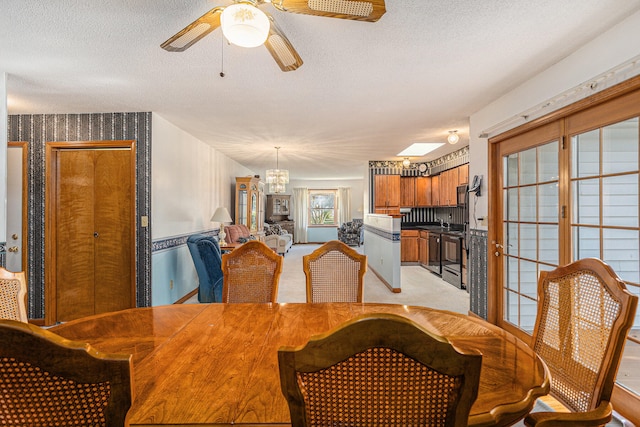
[266,147,289,194]
[397,143,445,157]
[447,130,459,145]
[402,158,411,168]
[220,3,270,48]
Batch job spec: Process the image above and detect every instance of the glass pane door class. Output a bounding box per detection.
[571,117,640,395]
[501,140,560,333]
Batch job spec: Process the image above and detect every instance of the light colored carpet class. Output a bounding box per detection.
[190,243,470,314]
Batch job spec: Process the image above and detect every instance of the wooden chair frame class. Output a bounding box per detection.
[0,267,28,322]
[278,313,482,427]
[303,240,367,303]
[525,258,638,427]
[221,240,283,303]
[0,319,133,427]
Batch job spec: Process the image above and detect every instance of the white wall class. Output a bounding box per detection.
[469,10,640,230]
[151,113,254,238]
[0,72,6,243]
[151,113,254,305]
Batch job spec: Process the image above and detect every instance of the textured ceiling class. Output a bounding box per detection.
[3,0,640,179]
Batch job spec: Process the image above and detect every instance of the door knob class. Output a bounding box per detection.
[8,246,19,253]
[11,234,18,240]
[94,232,99,238]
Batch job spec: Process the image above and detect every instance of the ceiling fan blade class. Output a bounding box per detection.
[272,0,385,22]
[161,6,224,52]
[264,16,303,72]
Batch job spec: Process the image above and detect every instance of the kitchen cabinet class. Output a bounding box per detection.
[235,176,264,235]
[458,163,469,185]
[401,229,419,263]
[438,166,468,207]
[419,230,429,267]
[431,175,440,206]
[415,176,432,206]
[400,177,416,207]
[374,174,401,215]
[439,168,457,206]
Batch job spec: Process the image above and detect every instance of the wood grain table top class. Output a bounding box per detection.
[51,303,549,427]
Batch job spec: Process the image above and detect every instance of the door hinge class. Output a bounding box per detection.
[561,205,566,218]
[561,135,566,150]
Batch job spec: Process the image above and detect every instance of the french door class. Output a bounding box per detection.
[489,83,640,422]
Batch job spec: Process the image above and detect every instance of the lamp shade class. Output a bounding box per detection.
[220,3,270,48]
[211,207,233,223]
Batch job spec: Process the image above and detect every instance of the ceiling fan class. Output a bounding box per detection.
[161,0,386,72]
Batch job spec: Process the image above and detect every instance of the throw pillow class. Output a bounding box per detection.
[264,224,277,236]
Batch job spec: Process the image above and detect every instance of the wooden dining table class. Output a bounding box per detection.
[51,303,549,427]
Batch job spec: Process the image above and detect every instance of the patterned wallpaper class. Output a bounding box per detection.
[468,229,488,319]
[7,113,152,319]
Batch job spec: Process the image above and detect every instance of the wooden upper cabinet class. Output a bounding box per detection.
[374,175,401,210]
[431,175,440,206]
[440,168,461,206]
[458,164,469,185]
[415,176,432,206]
[400,177,416,207]
[439,169,452,206]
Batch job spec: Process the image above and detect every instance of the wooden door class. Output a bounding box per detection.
[46,141,135,324]
[7,142,28,273]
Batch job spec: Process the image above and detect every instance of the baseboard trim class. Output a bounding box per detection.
[369,265,401,293]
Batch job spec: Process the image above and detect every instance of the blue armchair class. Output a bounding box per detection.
[187,234,223,303]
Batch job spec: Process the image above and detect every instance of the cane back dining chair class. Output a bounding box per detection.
[278,313,482,427]
[524,258,638,427]
[221,240,283,303]
[303,240,367,303]
[0,267,28,322]
[0,319,133,427]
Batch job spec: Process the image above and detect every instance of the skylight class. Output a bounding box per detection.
[396,143,444,157]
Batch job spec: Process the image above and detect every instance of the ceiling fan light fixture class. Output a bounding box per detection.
[221,3,270,48]
[447,130,459,145]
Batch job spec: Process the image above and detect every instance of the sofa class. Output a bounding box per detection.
[264,223,293,255]
[223,224,254,244]
[337,219,364,246]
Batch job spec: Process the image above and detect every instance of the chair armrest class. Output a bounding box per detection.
[524,400,612,427]
[279,233,292,243]
[264,235,279,244]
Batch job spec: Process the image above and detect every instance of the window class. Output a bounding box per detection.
[308,190,337,226]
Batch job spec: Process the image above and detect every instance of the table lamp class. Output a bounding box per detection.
[211,207,233,245]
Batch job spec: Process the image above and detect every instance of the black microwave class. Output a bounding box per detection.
[457,184,468,207]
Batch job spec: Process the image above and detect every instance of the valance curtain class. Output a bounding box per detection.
[337,187,351,225]
[292,187,308,243]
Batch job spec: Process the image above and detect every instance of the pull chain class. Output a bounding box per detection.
[219,35,225,77]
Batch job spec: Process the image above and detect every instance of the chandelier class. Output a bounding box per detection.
[266,147,289,193]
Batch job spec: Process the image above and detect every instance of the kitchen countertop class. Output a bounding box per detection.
[401,222,465,236]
